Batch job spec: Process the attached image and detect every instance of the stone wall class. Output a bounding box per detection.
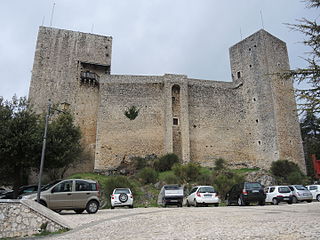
[29,27,305,172]
[0,199,71,238]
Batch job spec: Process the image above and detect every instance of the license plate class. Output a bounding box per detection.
[204,194,212,197]
[283,198,289,200]
[303,193,309,196]
[252,190,259,193]
[170,200,178,202]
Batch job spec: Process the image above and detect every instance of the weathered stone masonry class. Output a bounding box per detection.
[29,27,305,173]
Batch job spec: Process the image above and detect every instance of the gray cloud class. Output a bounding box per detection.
[0,0,318,100]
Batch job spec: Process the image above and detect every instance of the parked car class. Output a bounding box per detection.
[22,179,100,214]
[288,185,313,203]
[1,185,42,199]
[265,186,293,205]
[306,185,320,201]
[110,188,133,209]
[158,184,184,207]
[0,188,12,199]
[226,182,266,206]
[186,185,220,207]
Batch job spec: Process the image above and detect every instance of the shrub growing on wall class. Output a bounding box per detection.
[124,105,139,120]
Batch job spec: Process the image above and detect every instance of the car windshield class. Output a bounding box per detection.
[164,185,180,190]
[41,180,61,191]
[278,187,290,193]
[294,185,307,190]
[114,189,130,194]
[245,183,261,189]
[198,187,215,193]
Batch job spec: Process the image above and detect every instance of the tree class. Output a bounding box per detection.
[42,111,83,180]
[0,96,41,196]
[284,0,320,113]
[0,96,84,197]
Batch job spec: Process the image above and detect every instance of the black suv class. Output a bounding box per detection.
[226,182,266,206]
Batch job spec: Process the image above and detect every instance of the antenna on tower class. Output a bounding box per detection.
[91,24,94,33]
[240,28,243,40]
[50,2,56,27]
[260,10,265,30]
[41,16,45,26]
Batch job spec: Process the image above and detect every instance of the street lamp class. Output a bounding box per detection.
[36,100,68,203]
[37,99,51,203]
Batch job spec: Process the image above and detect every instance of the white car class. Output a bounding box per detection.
[306,185,320,201]
[186,186,220,207]
[111,188,133,209]
[265,186,293,205]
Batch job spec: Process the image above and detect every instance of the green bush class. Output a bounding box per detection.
[287,171,305,185]
[271,160,301,178]
[132,157,147,170]
[154,153,179,172]
[172,162,201,183]
[160,171,180,184]
[212,171,244,199]
[197,171,213,185]
[271,160,306,184]
[138,167,159,184]
[214,158,226,171]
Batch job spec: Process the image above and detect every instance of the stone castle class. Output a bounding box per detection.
[28,26,305,173]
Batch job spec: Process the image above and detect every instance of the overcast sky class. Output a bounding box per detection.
[0,0,318,101]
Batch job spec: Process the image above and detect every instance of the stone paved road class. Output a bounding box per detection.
[35,202,320,240]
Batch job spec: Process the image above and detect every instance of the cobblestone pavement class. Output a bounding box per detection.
[36,202,319,240]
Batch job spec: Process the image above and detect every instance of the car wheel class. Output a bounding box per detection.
[259,200,265,206]
[317,195,320,202]
[74,209,84,214]
[119,193,128,203]
[226,199,231,206]
[111,205,114,209]
[272,198,278,205]
[214,203,219,207]
[194,199,199,207]
[292,196,298,204]
[237,197,244,206]
[86,200,99,214]
[186,200,190,207]
[288,200,293,204]
[129,205,133,208]
[307,200,312,203]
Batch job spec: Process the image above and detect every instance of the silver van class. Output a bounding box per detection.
[157,184,184,207]
[22,179,100,214]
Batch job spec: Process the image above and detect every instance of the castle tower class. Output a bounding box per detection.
[29,27,112,172]
[229,29,305,171]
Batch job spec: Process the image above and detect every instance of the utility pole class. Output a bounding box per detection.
[37,99,51,203]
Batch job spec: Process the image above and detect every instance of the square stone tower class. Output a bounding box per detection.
[229,29,305,171]
[29,27,112,172]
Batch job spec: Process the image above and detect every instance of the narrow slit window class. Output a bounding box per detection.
[173,118,179,126]
[237,71,241,79]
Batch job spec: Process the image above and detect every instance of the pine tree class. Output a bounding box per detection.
[284,0,320,112]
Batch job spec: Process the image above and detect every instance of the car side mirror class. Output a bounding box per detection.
[51,188,55,193]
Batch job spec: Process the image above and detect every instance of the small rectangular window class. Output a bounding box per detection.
[173,118,179,125]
